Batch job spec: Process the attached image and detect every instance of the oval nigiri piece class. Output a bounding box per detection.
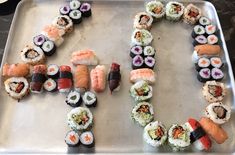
[71,49,99,66]
[2,63,30,77]
[90,65,106,93]
[108,63,121,93]
[130,68,155,84]
[74,65,89,92]
[58,65,73,93]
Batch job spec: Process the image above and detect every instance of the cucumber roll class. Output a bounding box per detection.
[143,46,155,57]
[210,57,223,68]
[211,68,224,81]
[145,1,165,21]
[131,29,153,46]
[66,90,82,107]
[130,80,152,102]
[199,16,211,27]
[43,78,57,92]
[131,102,154,127]
[191,25,205,38]
[197,68,211,83]
[65,130,80,147]
[205,24,216,35]
[133,12,153,30]
[83,91,97,107]
[80,3,92,17]
[183,4,202,25]
[166,2,185,21]
[195,57,210,71]
[60,5,70,16]
[52,15,73,33]
[144,56,155,69]
[130,45,143,58]
[47,64,59,79]
[70,0,81,10]
[42,40,56,56]
[80,131,95,147]
[207,34,218,45]
[33,34,46,47]
[132,55,144,69]
[193,35,207,46]
[69,10,82,24]
[20,45,45,65]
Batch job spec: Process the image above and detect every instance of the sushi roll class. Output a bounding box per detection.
[131,29,153,46]
[80,131,95,147]
[90,65,106,93]
[183,4,202,25]
[143,46,155,57]
[197,68,210,83]
[108,63,121,93]
[143,121,167,147]
[52,15,73,33]
[58,65,73,93]
[67,107,93,131]
[210,57,223,68]
[131,102,154,127]
[132,55,144,69]
[69,10,82,24]
[130,45,143,58]
[185,118,211,151]
[144,56,155,69]
[165,1,185,22]
[195,57,210,71]
[133,12,153,30]
[41,40,56,56]
[43,78,57,92]
[168,124,191,151]
[4,77,29,100]
[65,130,80,147]
[145,1,165,21]
[20,45,45,65]
[47,64,59,79]
[74,65,89,92]
[205,102,231,125]
[71,49,99,66]
[191,25,205,38]
[70,0,81,10]
[199,16,211,27]
[59,5,70,16]
[83,91,97,107]
[30,65,47,93]
[130,68,155,84]
[205,24,217,35]
[2,63,30,77]
[202,81,226,103]
[66,90,82,107]
[193,35,207,46]
[80,3,92,17]
[130,80,152,102]
[211,68,224,81]
[42,25,65,47]
[207,34,218,45]
[33,34,46,47]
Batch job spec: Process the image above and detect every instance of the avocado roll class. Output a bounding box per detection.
[191,25,205,38]
[66,90,82,107]
[80,131,95,147]
[143,46,155,57]
[130,80,152,102]
[65,130,80,147]
[42,40,56,56]
[130,45,143,58]
[199,16,211,27]
[80,3,92,17]
[83,91,97,107]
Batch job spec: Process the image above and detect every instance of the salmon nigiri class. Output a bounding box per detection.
[74,65,89,92]
[71,49,99,66]
[90,65,106,93]
[2,63,30,77]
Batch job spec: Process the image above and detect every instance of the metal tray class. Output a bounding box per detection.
[0,0,235,154]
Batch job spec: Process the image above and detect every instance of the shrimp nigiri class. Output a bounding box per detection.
[71,49,99,66]
[90,65,106,92]
[130,68,155,84]
[2,63,30,77]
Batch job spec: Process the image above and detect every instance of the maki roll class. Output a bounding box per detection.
[130,45,143,58]
[207,34,218,45]
[195,57,210,71]
[58,65,73,93]
[52,15,73,33]
[191,25,205,38]
[70,0,81,10]
[132,55,144,69]
[4,77,29,100]
[65,130,80,147]
[69,10,82,24]
[108,63,121,93]
[130,68,155,84]
[202,81,226,103]
[143,121,167,147]
[66,90,82,107]
[130,80,152,102]
[30,65,47,93]
[83,91,97,107]
[168,124,191,151]
[197,68,210,83]
[47,64,59,79]
[205,24,217,35]
[143,46,155,57]
[43,78,57,92]
[74,65,89,92]
[205,102,231,125]
[80,131,95,147]
[20,45,45,65]
[165,1,185,22]
[210,57,223,68]
[60,5,70,16]
[67,107,93,131]
[211,68,224,81]
[131,29,153,46]
[42,40,56,56]
[144,56,155,69]
[193,35,207,46]
[80,3,92,17]
[199,16,211,27]
[133,12,153,30]
[42,25,64,47]
[131,102,154,127]
[183,4,201,25]
[145,1,165,21]
[33,34,46,47]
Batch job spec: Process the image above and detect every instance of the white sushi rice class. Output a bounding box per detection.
[52,15,73,33]
[131,29,153,46]
[130,80,153,102]
[166,1,185,21]
[145,1,165,20]
[133,12,153,30]
[20,45,45,65]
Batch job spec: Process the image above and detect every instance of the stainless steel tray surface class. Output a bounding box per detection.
[0,0,235,154]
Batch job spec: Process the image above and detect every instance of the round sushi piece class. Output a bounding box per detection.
[143,121,167,147]
[65,130,80,147]
[47,64,59,79]
[207,34,218,45]
[83,91,97,107]
[80,131,95,147]
[168,124,191,151]
[130,45,143,58]
[60,5,71,16]
[205,24,216,35]
[210,57,223,68]
[145,1,165,21]
[144,56,155,69]
[143,46,155,57]
[33,34,46,47]
[193,35,207,46]
[20,45,45,65]
[131,29,153,46]
[133,12,153,30]
[69,10,82,24]
[80,3,92,17]
[199,16,211,27]
[191,25,205,38]
[132,55,144,69]
[195,57,210,71]
[67,107,93,131]
[202,81,226,103]
[205,102,231,125]
[70,0,81,10]
[52,15,73,33]
[66,90,82,107]
[131,102,154,127]
[197,68,211,83]
[211,68,224,81]
[165,1,185,21]
[130,80,152,102]
[42,40,56,56]
[4,77,29,100]
[183,4,202,25]
[43,78,57,92]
